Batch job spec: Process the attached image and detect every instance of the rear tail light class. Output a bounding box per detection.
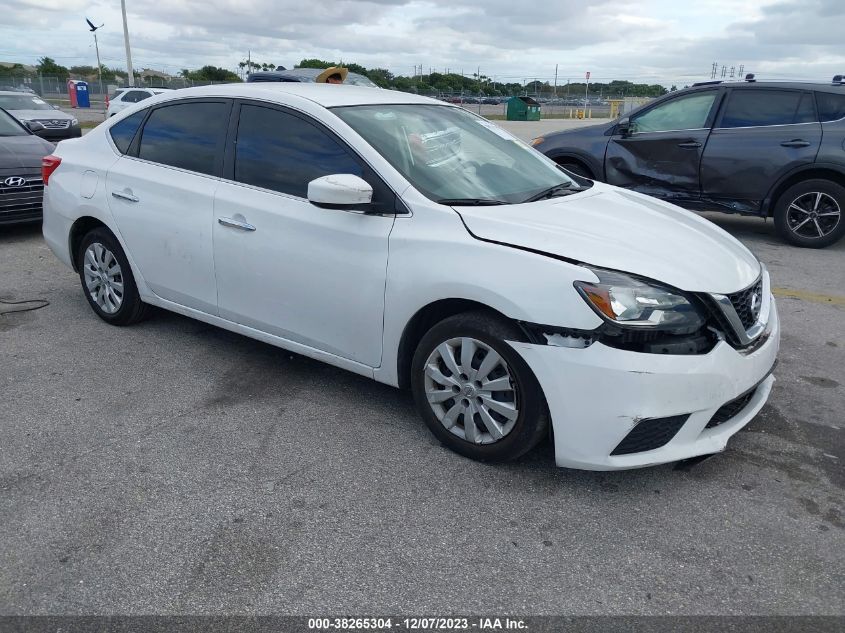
[42,155,62,185]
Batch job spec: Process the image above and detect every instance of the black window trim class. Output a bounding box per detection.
[625,87,723,135]
[124,97,233,178]
[222,98,408,215]
[714,87,819,130]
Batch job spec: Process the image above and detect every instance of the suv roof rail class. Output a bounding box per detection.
[692,80,722,87]
[745,73,756,82]
[833,75,844,85]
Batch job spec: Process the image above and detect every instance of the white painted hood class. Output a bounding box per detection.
[456,182,761,294]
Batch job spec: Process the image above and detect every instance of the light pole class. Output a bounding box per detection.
[121,0,135,86]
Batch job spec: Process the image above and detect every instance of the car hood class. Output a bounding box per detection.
[0,135,54,168]
[10,109,73,121]
[455,182,761,294]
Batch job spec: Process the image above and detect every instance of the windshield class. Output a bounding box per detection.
[0,109,27,136]
[333,104,575,204]
[0,94,55,111]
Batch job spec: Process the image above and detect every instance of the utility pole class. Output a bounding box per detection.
[120,0,135,86]
[554,64,558,97]
[584,71,590,109]
[93,30,103,113]
[86,18,105,114]
[711,61,717,79]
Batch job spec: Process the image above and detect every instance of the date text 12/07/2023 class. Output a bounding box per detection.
[307,617,529,630]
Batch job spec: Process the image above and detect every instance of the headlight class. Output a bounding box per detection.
[574,268,704,333]
[71,118,78,126]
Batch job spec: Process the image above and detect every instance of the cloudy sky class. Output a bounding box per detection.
[3,0,844,84]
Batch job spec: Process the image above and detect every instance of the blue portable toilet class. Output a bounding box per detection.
[73,80,91,108]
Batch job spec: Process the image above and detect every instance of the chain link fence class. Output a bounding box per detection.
[1,73,655,119]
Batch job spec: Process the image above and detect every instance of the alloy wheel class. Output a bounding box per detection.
[786,192,841,239]
[83,242,124,314]
[423,337,519,445]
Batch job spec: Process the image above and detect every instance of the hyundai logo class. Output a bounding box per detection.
[3,176,26,187]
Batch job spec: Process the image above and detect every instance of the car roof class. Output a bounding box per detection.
[146,82,441,108]
[685,80,845,95]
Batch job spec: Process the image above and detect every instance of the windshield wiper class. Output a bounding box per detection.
[436,198,510,206]
[522,182,581,203]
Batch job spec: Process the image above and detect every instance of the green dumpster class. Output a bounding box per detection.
[506,96,541,121]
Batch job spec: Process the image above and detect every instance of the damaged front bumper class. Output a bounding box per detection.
[508,301,780,470]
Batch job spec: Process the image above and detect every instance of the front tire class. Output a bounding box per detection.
[773,179,845,248]
[411,311,549,462]
[556,160,593,179]
[76,227,150,325]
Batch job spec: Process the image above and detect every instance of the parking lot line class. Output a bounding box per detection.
[772,287,845,306]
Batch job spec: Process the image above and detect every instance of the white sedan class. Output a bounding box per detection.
[106,87,171,117]
[41,83,779,470]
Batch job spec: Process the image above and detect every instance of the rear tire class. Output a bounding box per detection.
[76,227,150,325]
[773,179,845,248]
[411,311,549,463]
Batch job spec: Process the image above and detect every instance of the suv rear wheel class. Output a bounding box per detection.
[774,179,845,248]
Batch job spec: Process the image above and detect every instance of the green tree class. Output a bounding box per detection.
[182,66,240,82]
[69,65,97,77]
[36,56,69,80]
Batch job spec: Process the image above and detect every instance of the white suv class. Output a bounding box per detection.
[41,84,779,470]
[107,87,171,117]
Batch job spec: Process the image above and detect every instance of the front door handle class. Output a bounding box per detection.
[780,139,811,148]
[218,217,256,232]
[111,190,139,202]
[677,141,702,149]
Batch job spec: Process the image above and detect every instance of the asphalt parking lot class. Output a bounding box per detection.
[1,140,844,615]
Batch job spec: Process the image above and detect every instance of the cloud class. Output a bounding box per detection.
[0,0,842,84]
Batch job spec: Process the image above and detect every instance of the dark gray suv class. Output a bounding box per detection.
[532,77,845,248]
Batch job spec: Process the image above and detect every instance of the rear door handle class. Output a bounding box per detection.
[111,190,139,202]
[218,217,256,232]
[677,141,702,149]
[780,139,811,148]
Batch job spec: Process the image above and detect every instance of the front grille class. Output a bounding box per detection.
[706,388,757,429]
[610,415,689,456]
[727,278,764,330]
[0,177,44,220]
[34,119,71,129]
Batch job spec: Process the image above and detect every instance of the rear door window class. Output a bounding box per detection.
[122,90,151,103]
[815,92,845,122]
[719,90,816,128]
[109,109,147,154]
[138,101,230,176]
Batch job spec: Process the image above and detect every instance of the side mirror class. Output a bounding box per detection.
[616,117,632,137]
[307,174,373,210]
[25,120,46,133]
